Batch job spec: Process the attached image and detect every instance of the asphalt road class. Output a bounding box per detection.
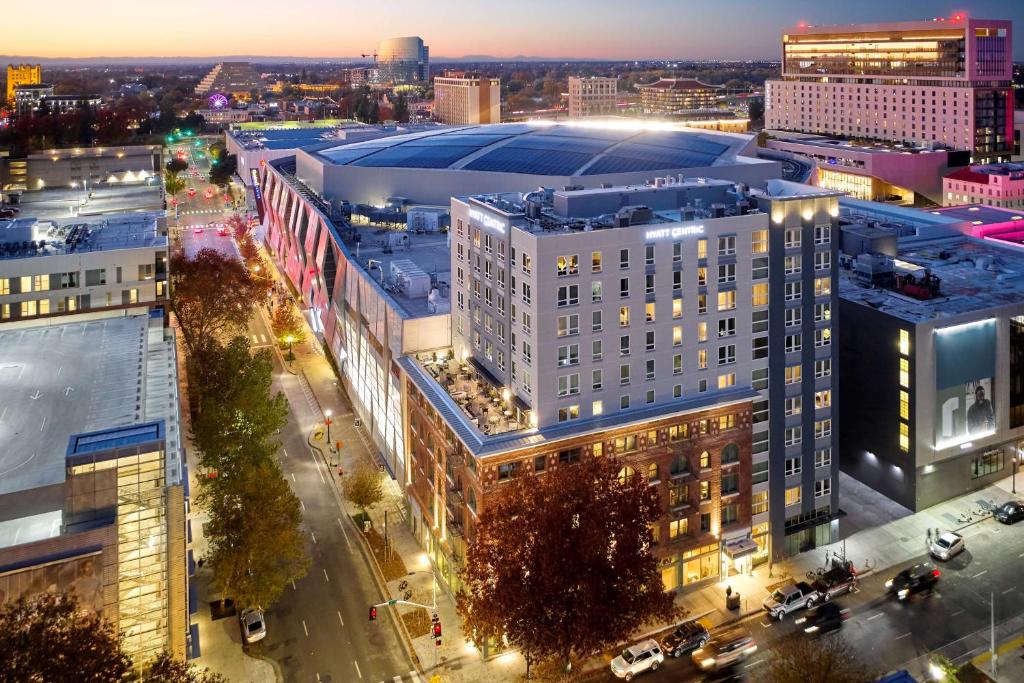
[593,516,1024,682]
[180,226,416,683]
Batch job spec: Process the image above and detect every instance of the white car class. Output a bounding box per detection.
[239,607,266,643]
[610,639,664,680]
[930,531,965,561]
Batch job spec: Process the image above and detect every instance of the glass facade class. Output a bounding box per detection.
[784,30,967,78]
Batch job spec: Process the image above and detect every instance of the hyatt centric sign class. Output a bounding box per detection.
[468,208,507,235]
[644,225,705,240]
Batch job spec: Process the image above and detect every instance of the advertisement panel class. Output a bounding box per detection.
[935,320,997,448]
[0,552,105,615]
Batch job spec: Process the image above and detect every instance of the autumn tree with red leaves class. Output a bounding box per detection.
[457,454,680,677]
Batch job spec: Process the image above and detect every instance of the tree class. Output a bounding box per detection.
[164,168,185,198]
[188,336,288,465]
[143,652,227,683]
[170,248,265,356]
[748,97,765,122]
[209,153,237,187]
[200,455,310,611]
[458,454,679,676]
[271,303,306,347]
[765,634,876,683]
[0,592,132,682]
[343,463,384,518]
[393,93,409,123]
[166,157,188,175]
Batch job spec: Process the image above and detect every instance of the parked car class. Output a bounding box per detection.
[692,628,757,671]
[662,619,711,657]
[929,531,965,561]
[810,563,858,602]
[794,602,850,635]
[239,607,266,643]
[762,581,819,620]
[995,501,1024,525]
[885,563,939,601]
[610,639,664,681]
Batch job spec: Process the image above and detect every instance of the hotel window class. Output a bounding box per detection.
[717,235,736,256]
[718,317,736,338]
[521,341,532,363]
[697,321,708,343]
[619,248,629,269]
[673,298,683,319]
[815,390,831,410]
[718,263,736,284]
[899,358,910,387]
[815,478,831,498]
[593,339,603,361]
[717,291,736,312]
[752,256,769,280]
[899,329,910,355]
[620,364,630,385]
[899,422,910,452]
[752,491,769,515]
[620,277,629,298]
[718,345,736,365]
[669,518,689,539]
[592,369,603,391]
[815,302,831,322]
[785,333,801,354]
[673,354,683,375]
[21,300,37,317]
[784,282,801,301]
[592,251,602,272]
[646,389,655,404]
[557,344,579,367]
[592,310,602,332]
[785,457,801,476]
[815,359,831,378]
[717,373,736,389]
[785,228,801,249]
[752,309,768,333]
[697,266,707,287]
[899,390,909,420]
[785,397,802,416]
[815,328,831,348]
[0,278,8,295]
[646,360,656,381]
[592,281,603,302]
[615,435,638,453]
[752,230,768,254]
[593,442,604,457]
[785,426,802,447]
[619,306,630,327]
[558,374,580,397]
[557,405,580,423]
[521,283,531,304]
[697,293,707,315]
[556,254,579,277]
[556,314,578,337]
[646,274,655,294]
[673,325,683,346]
[645,244,656,266]
[698,348,708,370]
[592,400,603,416]
[785,308,801,327]
[752,367,768,391]
[815,419,832,439]
[497,461,521,481]
[521,253,532,274]
[620,335,630,356]
[673,271,682,291]
[814,277,831,297]
[700,481,711,501]
[556,285,578,307]
[784,255,801,275]
[814,251,831,271]
[815,448,832,469]
[697,238,707,260]
[785,486,802,507]
[719,414,735,431]
[751,283,768,307]
[673,241,682,262]
[699,379,707,392]
[522,311,532,333]
[645,302,656,323]
[815,225,831,244]
[752,460,768,483]
[646,330,655,351]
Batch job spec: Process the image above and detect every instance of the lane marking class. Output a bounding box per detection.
[896,632,911,640]
[951,609,965,617]
[40,416,46,431]
[302,620,309,637]
[0,406,6,421]
[337,610,344,627]
[323,568,330,582]
[282,447,288,458]
[867,613,884,621]
[1003,586,1016,595]
[973,570,988,579]
[300,500,305,512]
[311,532,317,544]
[291,580,296,590]
[353,661,362,679]
[317,462,326,485]
[337,517,353,551]
[291,472,296,483]
[744,658,766,669]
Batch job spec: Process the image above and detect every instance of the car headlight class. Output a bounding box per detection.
[804,625,819,633]
[898,589,909,599]
[885,579,893,589]
[701,658,715,668]
[794,617,806,625]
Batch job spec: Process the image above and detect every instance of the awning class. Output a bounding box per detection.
[723,536,759,560]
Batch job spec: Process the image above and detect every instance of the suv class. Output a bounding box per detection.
[886,563,939,601]
[662,620,710,658]
[692,628,757,671]
[995,501,1024,525]
[610,639,664,680]
[762,581,819,620]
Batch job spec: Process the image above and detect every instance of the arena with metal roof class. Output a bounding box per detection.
[289,121,780,207]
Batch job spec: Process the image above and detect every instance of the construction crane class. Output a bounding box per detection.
[360,52,378,62]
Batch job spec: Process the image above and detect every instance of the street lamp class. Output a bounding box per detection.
[324,409,333,444]
[285,334,295,362]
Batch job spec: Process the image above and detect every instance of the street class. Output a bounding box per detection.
[592,516,1024,682]
[181,223,417,683]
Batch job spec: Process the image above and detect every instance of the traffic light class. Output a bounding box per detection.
[432,621,441,638]
[369,606,377,621]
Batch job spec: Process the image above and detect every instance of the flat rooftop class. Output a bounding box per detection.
[840,237,1024,323]
[14,184,165,221]
[768,132,950,157]
[927,205,1024,227]
[230,121,445,152]
[0,211,166,260]
[0,316,149,497]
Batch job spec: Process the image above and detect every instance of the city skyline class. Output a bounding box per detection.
[8,0,1024,61]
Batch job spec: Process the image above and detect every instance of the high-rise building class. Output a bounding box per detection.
[637,79,724,116]
[377,36,429,85]
[5,63,42,105]
[568,76,618,119]
[13,83,54,114]
[195,62,264,98]
[433,72,500,125]
[943,163,1024,207]
[766,16,1014,162]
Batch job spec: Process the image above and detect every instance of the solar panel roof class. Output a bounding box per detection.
[314,123,745,175]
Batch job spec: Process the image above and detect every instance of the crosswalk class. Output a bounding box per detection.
[251,333,270,346]
[179,209,223,215]
[373,672,423,683]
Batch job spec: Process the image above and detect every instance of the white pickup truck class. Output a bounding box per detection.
[762,581,819,620]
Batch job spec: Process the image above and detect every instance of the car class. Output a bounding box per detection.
[217,226,230,236]
[885,563,939,601]
[610,639,664,681]
[810,563,858,602]
[662,619,711,657]
[239,607,266,643]
[187,188,197,197]
[692,628,757,671]
[794,602,850,635]
[192,226,204,234]
[929,531,965,561]
[761,581,819,620]
[995,501,1024,525]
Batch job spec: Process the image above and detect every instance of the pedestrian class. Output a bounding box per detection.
[926,528,933,545]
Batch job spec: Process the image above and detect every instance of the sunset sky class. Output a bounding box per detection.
[8,0,1024,60]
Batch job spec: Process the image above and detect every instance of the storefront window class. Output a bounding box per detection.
[683,543,719,585]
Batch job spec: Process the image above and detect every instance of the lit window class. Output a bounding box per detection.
[899,358,910,388]
[619,306,630,327]
[785,486,802,507]
[899,422,910,452]
[899,329,910,355]
[752,283,768,307]
[717,290,736,312]
[672,298,682,319]
[899,391,909,420]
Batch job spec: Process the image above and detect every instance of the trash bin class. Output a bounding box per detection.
[727,593,741,610]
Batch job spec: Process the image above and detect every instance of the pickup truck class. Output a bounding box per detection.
[762,581,819,620]
[811,565,858,602]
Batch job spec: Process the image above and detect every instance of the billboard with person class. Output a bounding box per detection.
[935,320,997,448]
[0,553,106,615]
